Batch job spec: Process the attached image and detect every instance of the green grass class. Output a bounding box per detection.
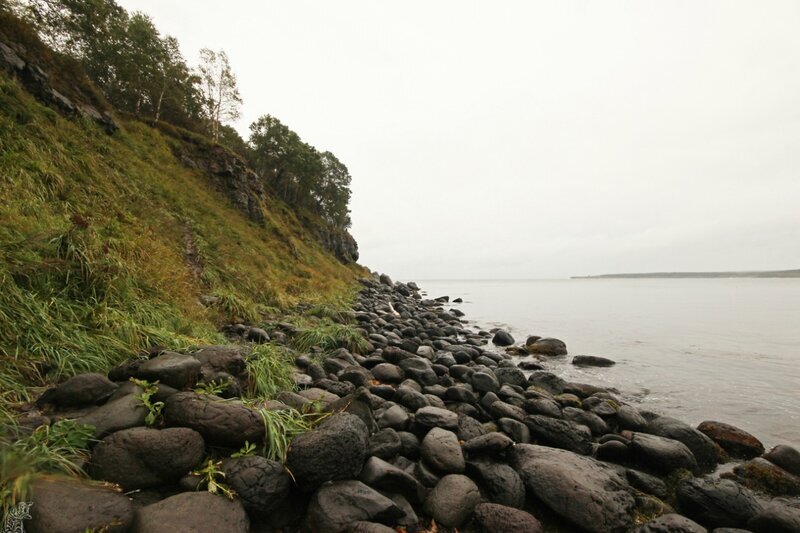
[245,344,298,399]
[255,407,329,463]
[292,323,371,354]
[0,420,94,513]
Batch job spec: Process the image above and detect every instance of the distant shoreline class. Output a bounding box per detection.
[572,269,800,279]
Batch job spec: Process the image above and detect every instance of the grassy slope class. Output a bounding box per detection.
[0,73,361,407]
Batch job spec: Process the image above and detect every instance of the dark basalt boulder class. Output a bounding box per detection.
[420,427,465,474]
[465,460,526,509]
[137,352,202,389]
[463,432,514,455]
[634,513,706,532]
[367,428,403,459]
[77,393,148,438]
[307,480,403,533]
[510,444,636,533]
[572,355,616,367]
[163,392,264,447]
[645,415,719,470]
[91,427,205,490]
[220,456,292,518]
[747,502,800,533]
[132,491,249,533]
[286,412,369,491]
[359,456,425,504]
[415,406,459,430]
[424,474,482,528]
[629,432,699,474]
[524,414,593,455]
[731,457,800,496]
[492,330,515,347]
[676,477,763,529]
[764,444,800,476]
[27,476,134,533]
[37,373,118,408]
[468,503,544,533]
[697,420,764,459]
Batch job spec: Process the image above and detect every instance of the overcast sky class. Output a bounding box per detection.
[119,0,800,279]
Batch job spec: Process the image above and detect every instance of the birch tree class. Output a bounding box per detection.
[198,48,242,142]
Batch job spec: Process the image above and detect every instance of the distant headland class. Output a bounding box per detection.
[572,269,800,279]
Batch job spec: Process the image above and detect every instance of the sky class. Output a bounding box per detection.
[118,0,800,279]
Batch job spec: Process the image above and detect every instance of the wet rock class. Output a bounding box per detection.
[630,432,699,474]
[731,457,800,496]
[697,421,764,459]
[523,398,563,418]
[463,432,514,455]
[510,444,636,533]
[287,413,369,491]
[497,417,531,443]
[77,393,148,438]
[28,476,135,533]
[747,502,800,533]
[359,456,425,504]
[645,415,719,470]
[137,352,202,389]
[372,363,404,383]
[597,440,630,462]
[492,330,515,346]
[37,373,117,408]
[635,513,706,532]
[617,405,649,431]
[367,428,403,459]
[91,427,205,490]
[466,460,525,508]
[626,469,670,500]
[676,477,762,529]
[764,444,800,476]
[469,503,543,533]
[415,406,458,430]
[424,474,482,528]
[421,427,465,474]
[472,372,500,393]
[307,480,403,533]
[563,406,610,436]
[527,371,567,395]
[526,337,568,356]
[163,392,264,447]
[220,456,292,518]
[445,385,479,404]
[493,367,527,388]
[525,414,593,455]
[488,401,527,422]
[573,355,616,367]
[132,491,249,533]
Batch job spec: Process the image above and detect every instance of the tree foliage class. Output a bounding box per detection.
[197,48,241,142]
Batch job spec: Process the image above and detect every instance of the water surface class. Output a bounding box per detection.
[419,278,800,448]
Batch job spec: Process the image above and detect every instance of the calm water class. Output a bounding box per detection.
[419,279,800,448]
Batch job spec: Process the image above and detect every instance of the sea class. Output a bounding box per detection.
[417,278,800,448]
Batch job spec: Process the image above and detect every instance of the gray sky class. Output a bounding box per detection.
[119,0,800,279]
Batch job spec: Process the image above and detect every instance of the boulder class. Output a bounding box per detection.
[634,513,706,532]
[466,460,526,508]
[629,432,699,474]
[91,427,205,490]
[524,414,593,455]
[424,474,482,528]
[492,330,515,347]
[367,428,402,459]
[137,352,202,389]
[28,476,134,533]
[731,457,800,496]
[421,427,465,474]
[163,392,264,447]
[132,491,249,533]
[77,393,148,438]
[415,406,458,430]
[469,503,544,533]
[572,355,616,367]
[645,415,718,470]
[526,337,567,356]
[220,456,292,518]
[510,444,635,533]
[463,432,514,455]
[676,477,762,529]
[286,413,369,490]
[764,444,800,476]
[307,480,403,533]
[371,363,404,383]
[697,421,764,459]
[359,456,425,504]
[747,502,800,533]
[472,372,500,393]
[37,373,118,408]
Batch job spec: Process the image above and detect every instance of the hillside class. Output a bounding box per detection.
[0,19,363,412]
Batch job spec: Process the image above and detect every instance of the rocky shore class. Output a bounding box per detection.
[8,274,800,532]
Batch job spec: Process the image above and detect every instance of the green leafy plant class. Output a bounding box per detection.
[194,380,229,396]
[191,459,235,500]
[130,378,164,426]
[230,441,256,458]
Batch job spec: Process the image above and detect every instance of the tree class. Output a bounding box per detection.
[197,48,241,142]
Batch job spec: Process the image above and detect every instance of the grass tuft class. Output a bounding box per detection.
[245,344,297,399]
[292,323,370,354]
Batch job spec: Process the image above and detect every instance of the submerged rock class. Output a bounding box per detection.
[572,355,616,367]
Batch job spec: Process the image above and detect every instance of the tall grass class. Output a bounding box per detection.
[255,407,330,463]
[292,323,371,354]
[245,344,297,399]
